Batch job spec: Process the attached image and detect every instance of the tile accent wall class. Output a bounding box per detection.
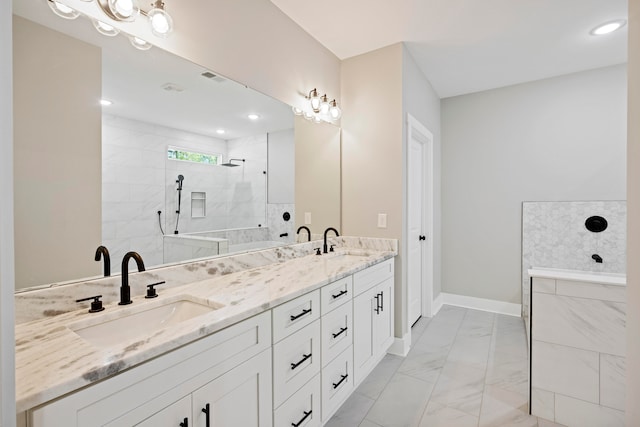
[521,201,626,337]
[531,277,626,426]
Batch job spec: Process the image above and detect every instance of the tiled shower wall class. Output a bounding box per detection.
[103,114,293,273]
[522,200,626,336]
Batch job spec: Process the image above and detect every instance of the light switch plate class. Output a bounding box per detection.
[304,212,312,225]
[377,213,387,228]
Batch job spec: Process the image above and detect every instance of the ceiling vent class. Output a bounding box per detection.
[161,83,185,92]
[201,71,226,83]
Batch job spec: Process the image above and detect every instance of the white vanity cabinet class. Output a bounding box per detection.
[29,312,272,427]
[353,258,394,386]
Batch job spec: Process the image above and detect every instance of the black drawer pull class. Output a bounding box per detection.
[331,289,348,299]
[290,308,312,321]
[202,403,210,427]
[291,353,312,370]
[374,294,380,314]
[332,373,348,389]
[179,418,188,427]
[291,410,312,427]
[378,291,384,312]
[332,326,348,339]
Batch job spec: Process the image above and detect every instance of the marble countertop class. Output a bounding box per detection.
[15,248,395,413]
[528,267,626,286]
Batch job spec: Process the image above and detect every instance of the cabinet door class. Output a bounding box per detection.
[353,287,377,385]
[373,278,394,355]
[192,349,272,427]
[135,396,191,427]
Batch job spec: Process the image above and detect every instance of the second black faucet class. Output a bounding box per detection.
[120,251,146,305]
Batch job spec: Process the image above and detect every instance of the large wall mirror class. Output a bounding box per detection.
[13,0,341,291]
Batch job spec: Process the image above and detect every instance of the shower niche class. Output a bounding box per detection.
[191,192,206,218]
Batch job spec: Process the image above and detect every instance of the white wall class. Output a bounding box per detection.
[442,65,627,304]
[0,0,15,424]
[626,0,640,423]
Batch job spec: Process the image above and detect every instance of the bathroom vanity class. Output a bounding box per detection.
[15,238,397,426]
[529,268,626,427]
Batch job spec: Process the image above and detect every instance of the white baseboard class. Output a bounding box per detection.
[440,292,521,317]
[432,293,444,316]
[388,332,411,357]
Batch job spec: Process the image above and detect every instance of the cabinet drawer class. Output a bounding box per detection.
[273,290,320,343]
[321,345,353,422]
[320,276,353,315]
[273,374,321,427]
[353,258,394,296]
[321,301,352,367]
[273,320,321,408]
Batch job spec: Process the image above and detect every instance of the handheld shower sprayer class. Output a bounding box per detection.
[175,174,184,234]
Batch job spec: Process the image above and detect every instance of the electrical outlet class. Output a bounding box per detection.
[304,212,312,225]
[377,213,387,228]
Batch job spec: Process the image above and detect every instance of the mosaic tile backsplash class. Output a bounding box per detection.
[521,200,626,335]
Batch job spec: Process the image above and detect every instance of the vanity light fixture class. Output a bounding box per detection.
[590,19,626,36]
[293,88,342,123]
[129,35,153,50]
[92,19,120,36]
[47,0,80,20]
[47,0,174,47]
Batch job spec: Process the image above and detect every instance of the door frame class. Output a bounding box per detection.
[405,114,434,323]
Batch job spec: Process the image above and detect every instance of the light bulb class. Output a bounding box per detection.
[303,111,314,121]
[93,19,120,36]
[107,0,140,21]
[590,20,626,36]
[129,36,152,50]
[329,100,342,120]
[47,0,80,19]
[309,89,321,112]
[148,7,173,37]
[319,94,330,115]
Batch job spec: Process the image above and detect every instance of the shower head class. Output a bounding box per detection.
[176,174,184,190]
[221,158,245,167]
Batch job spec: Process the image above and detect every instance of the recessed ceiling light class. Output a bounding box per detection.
[247,114,260,120]
[100,99,113,106]
[216,129,225,135]
[590,19,627,36]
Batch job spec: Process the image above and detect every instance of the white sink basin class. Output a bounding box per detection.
[323,250,370,260]
[69,298,223,348]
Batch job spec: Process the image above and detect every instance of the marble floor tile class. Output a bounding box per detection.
[409,316,431,342]
[397,348,448,383]
[418,401,479,427]
[356,354,404,400]
[365,373,435,427]
[324,392,375,427]
[327,306,535,427]
[478,385,536,427]
[430,375,485,417]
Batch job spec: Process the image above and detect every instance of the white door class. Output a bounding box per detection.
[406,115,434,327]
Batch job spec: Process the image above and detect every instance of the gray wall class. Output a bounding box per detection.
[402,44,442,300]
[442,64,627,303]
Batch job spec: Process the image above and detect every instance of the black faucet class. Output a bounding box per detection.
[323,227,340,254]
[592,254,603,263]
[297,226,311,242]
[94,245,111,277]
[120,252,145,305]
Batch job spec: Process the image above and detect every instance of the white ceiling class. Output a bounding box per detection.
[270,0,628,98]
